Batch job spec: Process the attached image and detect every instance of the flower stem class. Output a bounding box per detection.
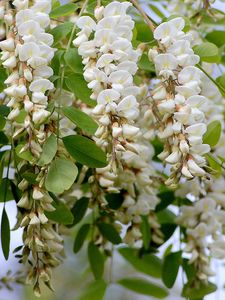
[129,0,156,32]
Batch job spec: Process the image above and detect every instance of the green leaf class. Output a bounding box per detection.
[135,23,154,42]
[0,132,8,145]
[88,242,104,280]
[162,251,182,288]
[182,281,217,299]
[0,105,10,117]
[71,197,89,226]
[216,74,225,97]
[1,208,10,260]
[98,223,122,245]
[46,194,74,225]
[0,67,7,92]
[22,172,37,185]
[65,74,95,107]
[64,48,83,74]
[194,42,220,63]
[205,154,222,176]
[182,258,196,282]
[73,224,90,253]
[205,30,225,47]
[63,135,107,168]
[0,179,14,202]
[15,144,33,162]
[0,115,6,130]
[37,134,57,166]
[203,120,222,147]
[51,22,73,45]
[138,54,155,72]
[156,190,175,212]
[77,280,107,300]
[105,192,124,210]
[45,158,78,194]
[119,247,162,278]
[50,3,78,18]
[118,278,168,299]
[157,209,177,242]
[62,107,98,135]
[140,215,151,250]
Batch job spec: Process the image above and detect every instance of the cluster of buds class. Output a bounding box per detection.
[74,1,141,178]
[149,17,210,185]
[0,1,64,295]
[177,177,225,282]
[0,0,54,158]
[16,182,63,296]
[115,95,163,245]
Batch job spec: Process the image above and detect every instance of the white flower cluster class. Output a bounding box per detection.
[115,93,163,245]
[74,1,141,175]
[177,177,225,281]
[176,76,225,281]
[0,1,63,295]
[0,0,54,158]
[149,18,210,185]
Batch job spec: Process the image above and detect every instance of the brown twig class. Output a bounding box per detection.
[130,0,155,32]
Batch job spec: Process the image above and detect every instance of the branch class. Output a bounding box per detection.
[130,0,156,32]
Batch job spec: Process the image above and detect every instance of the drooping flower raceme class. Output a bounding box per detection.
[74,1,141,180]
[0,1,62,295]
[149,18,210,185]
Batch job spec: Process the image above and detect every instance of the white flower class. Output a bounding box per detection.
[103,1,132,17]
[97,89,120,106]
[117,95,138,119]
[18,42,40,61]
[109,70,133,91]
[29,79,54,93]
[18,20,43,37]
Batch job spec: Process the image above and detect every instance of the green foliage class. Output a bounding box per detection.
[1,208,10,260]
[135,22,154,42]
[0,179,14,202]
[203,120,222,147]
[182,281,217,299]
[46,194,74,225]
[162,251,182,288]
[15,144,33,162]
[118,278,168,299]
[140,215,151,250]
[63,135,107,168]
[194,42,220,63]
[50,3,78,18]
[105,192,124,210]
[0,67,7,92]
[62,107,98,135]
[65,74,96,107]
[64,48,83,74]
[37,134,57,166]
[77,280,107,300]
[138,54,155,72]
[88,242,105,280]
[73,224,90,253]
[97,223,122,244]
[51,22,73,45]
[45,158,78,194]
[71,197,89,226]
[205,30,225,47]
[119,247,162,278]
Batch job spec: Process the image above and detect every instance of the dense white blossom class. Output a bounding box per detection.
[74,1,141,177]
[149,18,210,185]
